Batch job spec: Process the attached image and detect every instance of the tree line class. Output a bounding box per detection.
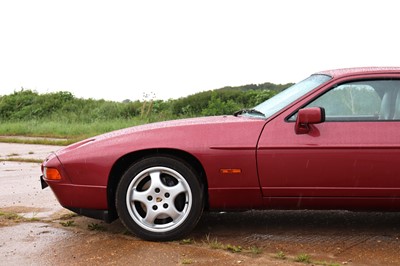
[0,82,293,123]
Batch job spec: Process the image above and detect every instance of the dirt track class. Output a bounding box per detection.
[1,143,400,265]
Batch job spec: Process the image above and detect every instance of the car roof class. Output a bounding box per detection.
[316,67,400,78]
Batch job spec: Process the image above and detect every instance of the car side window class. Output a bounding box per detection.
[294,80,400,121]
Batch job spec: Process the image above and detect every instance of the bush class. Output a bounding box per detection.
[0,82,290,123]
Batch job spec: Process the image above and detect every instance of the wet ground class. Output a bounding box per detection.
[1,143,400,265]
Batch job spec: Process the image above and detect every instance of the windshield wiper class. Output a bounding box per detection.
[233,109,265,117]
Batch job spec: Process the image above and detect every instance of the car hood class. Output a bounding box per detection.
[96,115,250,141]
[56,115,266,158]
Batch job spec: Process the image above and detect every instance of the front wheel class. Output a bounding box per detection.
[116,156,204,241]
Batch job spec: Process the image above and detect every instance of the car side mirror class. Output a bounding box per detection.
[295,107,325,134]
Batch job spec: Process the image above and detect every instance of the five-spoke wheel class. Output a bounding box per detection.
[116,156,204,241]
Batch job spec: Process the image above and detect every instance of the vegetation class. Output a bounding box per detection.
[2,157,43,163]
[0,82,292,139]
[0,210,40,224]
[0,210,22,221]
[180,258,193,264]
[275,251,287,260]
[202,234,261,255]
[180,238,194,245]
[59,220,76,227]
[87,223,107,231]
[295,253,311,263]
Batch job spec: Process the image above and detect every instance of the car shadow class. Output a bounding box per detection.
[191,210,400,244]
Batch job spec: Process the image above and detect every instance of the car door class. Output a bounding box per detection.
[257,79,400,209]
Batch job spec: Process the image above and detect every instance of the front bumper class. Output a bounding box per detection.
[40,174,116,222]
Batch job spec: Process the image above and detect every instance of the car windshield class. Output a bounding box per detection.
[252,74,332,119]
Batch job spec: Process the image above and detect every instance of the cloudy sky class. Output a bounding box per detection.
[0,0,399,102]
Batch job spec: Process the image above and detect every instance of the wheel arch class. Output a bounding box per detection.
[107,148,209,221]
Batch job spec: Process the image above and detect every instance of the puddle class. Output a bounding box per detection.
[0,223,75,265]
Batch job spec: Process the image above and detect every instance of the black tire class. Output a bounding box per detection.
[116,155,204,241]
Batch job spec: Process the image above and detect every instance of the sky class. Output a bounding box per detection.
[1,0,399,102]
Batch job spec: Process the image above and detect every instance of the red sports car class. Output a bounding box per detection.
[41,67,400,241]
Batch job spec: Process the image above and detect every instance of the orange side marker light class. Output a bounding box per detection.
[220,168,242,174]
[45,167,62,180]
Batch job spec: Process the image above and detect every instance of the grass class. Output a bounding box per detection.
[203,234,225,249]
[0,211,22,221]
[180,238,194,245]
[0,136,74,146]
[0,118,154,146]
[275,251,286,260]
[181,258,193,264]
[87,223,107,231]
[271,251,340,265]
[202,234,261,255]
[0,119,146,141]
[2,150,43,163]
[295,254,311,263]
[226,244,242,253]
[248,246,262,255]
[0,210,42,223]
[60,220,75,227]
[1,157,43,163]
[314,262,341,266]
[58,213,79,220]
